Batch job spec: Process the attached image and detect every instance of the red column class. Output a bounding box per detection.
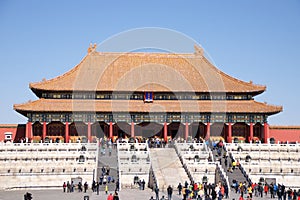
[26,122,32,141]
[65,122,69,143]
[164,122,168,142]
[206,122,211,140]
[109,122,113,139]
[87,122,92,143]
[42,122,47,142]
[227,123,232,143]
[185,122,189,141]
[131,122,135,138]
[249,122,254,142]
[264,122,269,143]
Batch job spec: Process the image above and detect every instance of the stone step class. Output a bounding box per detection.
[96,147,119,191]
[212,147,249,191]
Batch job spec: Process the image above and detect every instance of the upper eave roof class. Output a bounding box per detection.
[14,99,282,115]
[29,46,266,94]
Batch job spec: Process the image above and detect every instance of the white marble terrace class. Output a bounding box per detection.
[117,142,151,189]
[225,143,300,187]
[0,142,98,189]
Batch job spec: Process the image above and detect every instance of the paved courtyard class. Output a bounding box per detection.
[0,188,276,200]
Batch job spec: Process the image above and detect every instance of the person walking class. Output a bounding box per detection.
[155,186,160,200]
[167,185,173,200]
[177,183,182,195]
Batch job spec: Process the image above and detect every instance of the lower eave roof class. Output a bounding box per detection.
[14,99,282,115]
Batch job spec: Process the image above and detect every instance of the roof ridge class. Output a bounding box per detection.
[253,99,283,107]
[13,98,42,110]
[96,51,194,56]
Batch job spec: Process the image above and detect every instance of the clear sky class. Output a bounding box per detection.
[0,0,299,125]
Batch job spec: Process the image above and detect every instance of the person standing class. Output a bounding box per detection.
[105,184,109,194]
[264,184,269,197]
[113,191,119,200]
[71,181,74,192]
[84,182,88,193]
[160,196,166,200]
[96,182,100,195]
[247,185,253,199]
[107,193,113,200]
[142,179,146,190]
[67,181,70,193]
[167,185,173,200]
[92,180,96,192]
[78,182,82,192]
[63,182,66,192]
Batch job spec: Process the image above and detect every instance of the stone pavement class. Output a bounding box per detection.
[0,188,277,200]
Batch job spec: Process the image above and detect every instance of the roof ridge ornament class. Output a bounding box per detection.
[88,43,97,54]
[194,44,204,57]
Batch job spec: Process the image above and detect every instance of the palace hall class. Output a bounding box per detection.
[13,44,282,143]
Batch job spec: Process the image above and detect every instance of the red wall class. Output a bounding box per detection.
[269,126,300,143]
[0,124,25,142]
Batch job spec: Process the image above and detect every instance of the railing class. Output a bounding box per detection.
[174,143,194,183]
[205,142,215,162]
[216,162,230,197]
[148,165,158,190]
[225,142,300,152]
[116,142,122,191]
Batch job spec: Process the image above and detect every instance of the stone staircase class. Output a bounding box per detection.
[149,148,189,191]
[97,146,119,192]
[212,145,250,191]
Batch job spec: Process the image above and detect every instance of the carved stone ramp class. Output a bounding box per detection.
[150,148,189,190]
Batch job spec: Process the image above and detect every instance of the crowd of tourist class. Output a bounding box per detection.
[59,137,300,200]
[230,180,300,200]
[100,137,115,156]
[62,179,119,199]
[211,139,300,200]
[149,180,228,200]
[62,163,119,199]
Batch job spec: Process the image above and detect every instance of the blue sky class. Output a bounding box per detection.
[0,0,299,125]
